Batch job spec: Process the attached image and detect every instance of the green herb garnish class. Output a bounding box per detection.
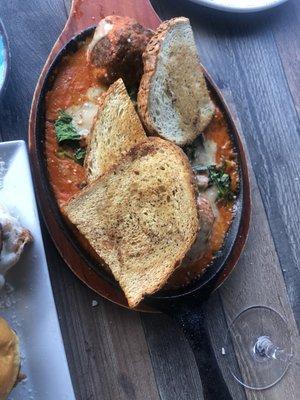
[74,148,86,165]
[56,147,86,165]
[207,164,235,201]
[54,110,80,144]
[56,149,74,160]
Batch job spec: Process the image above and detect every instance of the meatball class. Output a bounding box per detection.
[87,15,153,89]
[197,196,215,241]
[196,173,209,191]
[182,196,215,267]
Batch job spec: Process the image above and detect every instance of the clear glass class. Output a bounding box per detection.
[223,306,293,390]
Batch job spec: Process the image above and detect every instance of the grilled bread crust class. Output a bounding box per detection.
[85,78,147,182]
[138,17,214,146]
[64,137,199,307]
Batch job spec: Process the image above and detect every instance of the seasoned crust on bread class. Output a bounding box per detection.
[84,79,147,182]
[138,17,215,146]
[64,137,199,307]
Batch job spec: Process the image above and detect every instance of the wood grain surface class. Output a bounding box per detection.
[0,1,299,399]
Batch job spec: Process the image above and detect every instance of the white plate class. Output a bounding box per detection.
[0,141,75,400]
[187,0,288,12]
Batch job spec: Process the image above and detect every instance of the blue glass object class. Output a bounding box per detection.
[0,19,9,97]
[0,35,5,89]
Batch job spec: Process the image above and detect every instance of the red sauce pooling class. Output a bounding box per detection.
[46,43,98,121]
[45,42,98,207]
[45,122,86,205]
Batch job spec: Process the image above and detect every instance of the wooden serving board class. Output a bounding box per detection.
[28,0,250,311]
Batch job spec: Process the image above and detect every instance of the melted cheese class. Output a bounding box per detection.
[87,20,113,61]
[193,138,216,167]
[0,318,20,400]
[65,86,104,138]
[66,102,99,137]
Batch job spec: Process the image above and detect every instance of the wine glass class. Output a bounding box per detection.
[223,305,293,390]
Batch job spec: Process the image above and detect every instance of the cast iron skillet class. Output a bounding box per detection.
[29,3,251,399]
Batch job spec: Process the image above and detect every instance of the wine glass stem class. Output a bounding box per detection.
[254,336,290,363]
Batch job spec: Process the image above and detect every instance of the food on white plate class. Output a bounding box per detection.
[0,204,32,289]
[138,17,215,146]
[63,137,199,308]
[45,15,239,302]
[85,78,147,182]
[0,317,23,400]
[87,15,153,88]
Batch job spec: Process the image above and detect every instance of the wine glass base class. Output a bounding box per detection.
[224,305,293,390]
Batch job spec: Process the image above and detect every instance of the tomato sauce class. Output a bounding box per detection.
[44,38,238,289]
[45,122,86,205]
[166,110,238,288]
[45,41,98,206]
[46,43,98,121]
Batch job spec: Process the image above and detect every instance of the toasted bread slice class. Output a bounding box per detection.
[138,17,215,146]
[85,78,147,182]
[64,137,199,307]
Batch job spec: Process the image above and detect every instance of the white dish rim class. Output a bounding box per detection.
[186,0,289,13]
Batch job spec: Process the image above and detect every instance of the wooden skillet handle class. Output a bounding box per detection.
[62,0,160,42]
[154,297,234,400]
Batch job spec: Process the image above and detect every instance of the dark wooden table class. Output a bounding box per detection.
[0,0,299,399]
